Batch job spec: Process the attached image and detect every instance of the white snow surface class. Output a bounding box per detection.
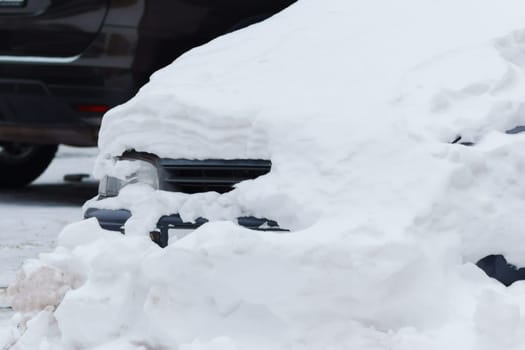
[0,146,97,346]
[8,0,525,349]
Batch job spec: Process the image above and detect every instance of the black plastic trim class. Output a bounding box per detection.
[84,207,287,247]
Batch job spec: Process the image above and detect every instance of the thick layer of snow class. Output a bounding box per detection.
[7,0,525,349]
[92,0,525,235]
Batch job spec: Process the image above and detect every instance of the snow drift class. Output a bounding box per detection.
[6,0,525,349]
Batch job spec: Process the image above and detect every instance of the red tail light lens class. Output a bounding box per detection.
[75,104,110,113]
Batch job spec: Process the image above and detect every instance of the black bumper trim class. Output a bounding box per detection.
[84,208,287,247]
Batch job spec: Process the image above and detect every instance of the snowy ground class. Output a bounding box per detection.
[0,146,97,343]
[0,308,10,349]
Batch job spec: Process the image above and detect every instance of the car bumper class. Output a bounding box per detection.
[0,123,100,146]
[0,77,134,146]
[84,207,287,247]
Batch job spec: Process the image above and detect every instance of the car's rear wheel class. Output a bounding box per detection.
[0,143,58,188]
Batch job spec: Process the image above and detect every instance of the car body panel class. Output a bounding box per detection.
[85,208,286,247]
[0,0,109,58]
[0,0,296,146]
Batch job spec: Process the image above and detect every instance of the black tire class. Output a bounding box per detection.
[0,143,58,188]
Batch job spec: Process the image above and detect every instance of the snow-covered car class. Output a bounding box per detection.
[9,1,525,349]
[82,1,525,286]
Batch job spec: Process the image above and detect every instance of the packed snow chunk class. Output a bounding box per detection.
[8,262,82,314]
[58,217,116,248]
[8,218,117,314]
[4,308,60,350]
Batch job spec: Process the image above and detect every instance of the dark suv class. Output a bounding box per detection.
[0,0,295,187]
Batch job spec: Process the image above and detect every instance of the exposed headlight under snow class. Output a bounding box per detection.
[98,159,159,198]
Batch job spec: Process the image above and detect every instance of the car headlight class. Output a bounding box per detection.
[98,159,159,198]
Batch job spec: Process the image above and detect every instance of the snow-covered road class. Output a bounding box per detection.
[0,146,97,343]
[0,146,97,286]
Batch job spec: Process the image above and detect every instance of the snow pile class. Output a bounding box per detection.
[6,0,525,348]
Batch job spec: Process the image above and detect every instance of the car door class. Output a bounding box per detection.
[0,0,108,58]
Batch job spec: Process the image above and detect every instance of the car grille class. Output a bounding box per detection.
[159,159,271,194]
